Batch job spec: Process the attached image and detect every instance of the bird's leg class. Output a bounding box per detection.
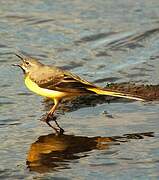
[53,118,64,134]
[45,118,59,135]
[47,99,59,117]
[46,99,64,134]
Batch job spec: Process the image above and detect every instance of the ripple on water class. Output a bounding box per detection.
[28,18,55,25]
[0,118,21,127]
[93,77,121,83]
[0,101,15,106]
[75,32,117,44]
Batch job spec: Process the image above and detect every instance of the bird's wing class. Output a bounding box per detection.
[30,68,96,94]
[29,66,144,101]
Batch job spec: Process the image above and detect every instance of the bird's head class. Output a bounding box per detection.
[13,54,43,74]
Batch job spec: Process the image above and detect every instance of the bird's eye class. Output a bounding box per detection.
[25,61,30,65]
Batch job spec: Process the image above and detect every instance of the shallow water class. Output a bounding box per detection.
[1,0,159,179]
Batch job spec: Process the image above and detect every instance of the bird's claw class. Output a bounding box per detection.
[54,128,64,136]
[40,113,64,135]
[59,127,65,135]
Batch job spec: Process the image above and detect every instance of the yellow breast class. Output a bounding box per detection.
[24,76,67,99]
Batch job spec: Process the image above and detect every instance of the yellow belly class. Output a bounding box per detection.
[24,76,67,99]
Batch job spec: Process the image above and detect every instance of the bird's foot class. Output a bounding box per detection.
[53,127,64,136]
[54,127,64,136]
[40,113,64,135]
[59,127,64,135]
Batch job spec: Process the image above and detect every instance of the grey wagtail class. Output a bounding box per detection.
[13,53,144,134]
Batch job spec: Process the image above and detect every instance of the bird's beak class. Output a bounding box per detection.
[12,53,24,66]
[12,63,25,73]
[12,63,21,67]
[14,53,24,60]
[12,53,25,73]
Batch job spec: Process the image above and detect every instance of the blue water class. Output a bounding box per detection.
[0,0,159,179]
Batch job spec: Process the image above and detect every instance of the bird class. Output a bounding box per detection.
[13,53,144,134]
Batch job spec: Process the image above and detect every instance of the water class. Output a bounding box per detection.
[0,0,159,179]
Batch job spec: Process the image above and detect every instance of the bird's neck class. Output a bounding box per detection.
[24,72,29,79]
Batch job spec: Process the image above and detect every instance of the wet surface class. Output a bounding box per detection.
[1,0,159,179]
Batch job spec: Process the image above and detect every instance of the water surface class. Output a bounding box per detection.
[0,0,159,179]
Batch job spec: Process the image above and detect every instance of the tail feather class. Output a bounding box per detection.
[87,87,144,101]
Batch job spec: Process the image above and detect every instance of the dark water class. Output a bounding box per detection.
[1,0,159,179]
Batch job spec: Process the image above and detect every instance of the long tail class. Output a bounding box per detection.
[87,87,144,101]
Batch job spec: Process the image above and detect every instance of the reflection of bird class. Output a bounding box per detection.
[14,54,144,134]
[27,132,153,173]
[27,133,112,173]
